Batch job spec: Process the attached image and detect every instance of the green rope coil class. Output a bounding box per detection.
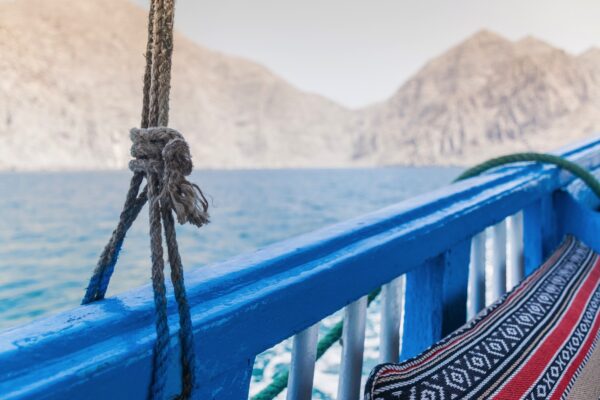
[253,151,600,400]
[454,152,600,199]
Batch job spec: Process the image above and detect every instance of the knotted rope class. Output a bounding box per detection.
[129,126,209,227]
[82,1,206,399]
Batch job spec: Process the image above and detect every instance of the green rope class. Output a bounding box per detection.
[252,289,381,400]
[253,152,600,400]
[454,152,600,198]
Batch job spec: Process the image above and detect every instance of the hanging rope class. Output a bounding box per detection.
[82,1,207,399]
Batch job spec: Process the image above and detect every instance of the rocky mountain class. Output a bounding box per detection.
[354,30,600,165]
[1,1,599,170]
[0,0,355,170]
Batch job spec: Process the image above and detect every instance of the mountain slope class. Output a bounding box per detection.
[0,0,355,170]
[354,30,600,165]
[1,1,599,170]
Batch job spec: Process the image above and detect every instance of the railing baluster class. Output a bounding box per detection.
[379,276,404,363]
[402,258,443,360]
[524,196,558,277]
[491,220,507,301]
[337,296,368,400]
[287,323,319,400]
[508,211,524,290]
[468,231,486,319]
[441,239,471,336]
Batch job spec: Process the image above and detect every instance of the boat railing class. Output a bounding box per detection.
[1,136,600,400]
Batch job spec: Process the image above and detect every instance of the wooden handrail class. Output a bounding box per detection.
[1,136,600,399]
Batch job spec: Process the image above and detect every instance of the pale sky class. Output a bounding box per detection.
[133,0,600,108]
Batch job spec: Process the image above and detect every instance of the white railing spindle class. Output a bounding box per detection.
[491,220,507,301]
[508,211,524,290]
[286,323,319,400]
[337,296,368,400]
[379,276,404,363]
[468,231,486,319]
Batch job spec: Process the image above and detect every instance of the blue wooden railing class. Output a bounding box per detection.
[1,136,600,400]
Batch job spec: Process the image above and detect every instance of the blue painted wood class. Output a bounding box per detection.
[401,257,443,360]
[1,136,600,399]
[196,360,254,400]
[564,166,600,210]
[441,240,471,336]
[523,201,543,277]
[557,167,600,254]
[523,195,558,277]
[556,191,600,253]
[402,240,469,358]
[540,196,559,259]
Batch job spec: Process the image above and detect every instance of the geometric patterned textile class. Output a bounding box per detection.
[365,236,600,400]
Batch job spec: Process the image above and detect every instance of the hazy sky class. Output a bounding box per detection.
[133,0,600,108]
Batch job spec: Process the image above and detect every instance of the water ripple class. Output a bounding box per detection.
[0,167,458,398]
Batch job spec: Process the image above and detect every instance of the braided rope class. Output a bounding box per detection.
[82,1,205,399]
[147,172,170,399]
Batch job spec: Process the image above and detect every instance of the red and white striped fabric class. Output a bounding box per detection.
[365,236,600,400]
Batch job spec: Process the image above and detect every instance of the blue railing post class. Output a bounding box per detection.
[441,240,471,336]
[523,195,558,277]
[401,257,443,360]
[555,191,600,252]
[402,239,471,360]
[542,195,560,259]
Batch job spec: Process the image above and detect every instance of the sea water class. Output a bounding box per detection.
[0,167,459,398]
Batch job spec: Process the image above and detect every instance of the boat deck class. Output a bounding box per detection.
[1,136,600,399]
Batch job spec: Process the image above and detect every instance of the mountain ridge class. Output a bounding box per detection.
[0,0,356,170]
[1,0,599,170]
[352,28,600,165]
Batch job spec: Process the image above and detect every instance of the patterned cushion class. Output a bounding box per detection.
[365,236,600,400]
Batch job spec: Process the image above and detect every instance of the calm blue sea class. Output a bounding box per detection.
[0,167,459,398]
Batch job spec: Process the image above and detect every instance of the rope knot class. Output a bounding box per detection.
[129,126,209,227]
